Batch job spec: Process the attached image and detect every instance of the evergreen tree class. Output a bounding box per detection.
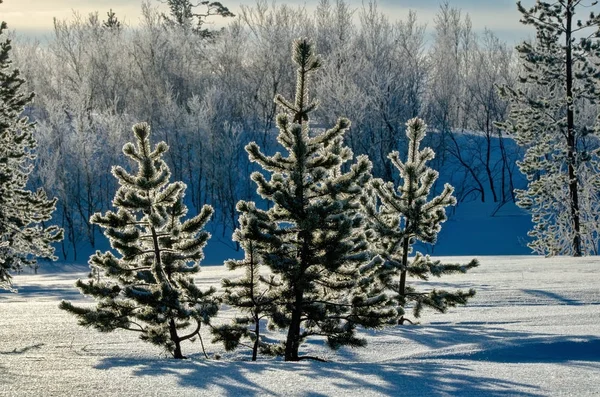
[212,205,283,361]
[60,123,218,359]
[497,0,600,256]
[230,38,395,362]
[103,9,122,31]
[0,2,62,291]
[362,118,478,324]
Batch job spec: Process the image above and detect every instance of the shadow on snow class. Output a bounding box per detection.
[380,323,600,364]
[93,354,544,397]
[88,319,600,397]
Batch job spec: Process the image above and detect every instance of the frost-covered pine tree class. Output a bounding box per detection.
[0,4,62,291]
[497,0,600,256]
[362,118,478,324]
[60,123,218,359]
[212,204,282,361]
[230,38,395,362]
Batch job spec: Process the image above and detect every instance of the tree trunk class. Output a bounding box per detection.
[284,288,303,361]
[485,116,498,202]
[565,1,582,256]
[399,269,407,300]
[250,246,260,362]
[252,316,260,362]
[284,221,305,362]
[169,318,184,359]
[397,234,410,325]
[399,234,410,298]
[497,127,512,202]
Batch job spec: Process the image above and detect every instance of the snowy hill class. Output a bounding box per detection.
[200,200,533,266]
[428,201,532,256]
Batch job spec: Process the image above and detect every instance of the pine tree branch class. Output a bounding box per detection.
[178,319,202,342]
[124,322,145,333]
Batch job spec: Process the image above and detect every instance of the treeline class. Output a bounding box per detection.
[13,0,522,260]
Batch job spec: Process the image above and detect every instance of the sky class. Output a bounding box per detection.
[0,0,541,44]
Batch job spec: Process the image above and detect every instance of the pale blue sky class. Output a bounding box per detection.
[0,0,543,44]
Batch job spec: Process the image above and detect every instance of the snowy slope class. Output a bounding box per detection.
[1,256,599,396]
[201,200,534,266]
[429,201,532,256]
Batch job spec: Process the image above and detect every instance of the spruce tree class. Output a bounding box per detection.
[230,38,395,362]
[212,204,282,361]
[362,118,478,324]
[497,0,600,256]
[0,3,62,291]
[60,123,218,359]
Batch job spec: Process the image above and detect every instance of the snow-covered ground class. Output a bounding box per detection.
[1,256,599,396]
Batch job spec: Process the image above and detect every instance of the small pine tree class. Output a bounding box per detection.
[102,9,121,31]
[60,123,217,359]
[362,118,478,324]
[212,203,283,361]
[229,38,395,362]
[497,0,600,256]
[0,3,62,291]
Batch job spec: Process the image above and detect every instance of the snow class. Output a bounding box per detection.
[2,256,599,396]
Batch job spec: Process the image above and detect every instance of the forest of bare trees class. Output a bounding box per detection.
[12,0,525,260]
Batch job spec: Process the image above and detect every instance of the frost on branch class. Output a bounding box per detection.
[60,122,218,359]
[219,38,396,362]
[0,12,62,291]
[362,117,478,323]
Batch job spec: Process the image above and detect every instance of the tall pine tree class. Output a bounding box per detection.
[60,123,218,359]
[230,38,395,362]
[497,0,600,256]
[0,2,62,290]
[362,118,478,324]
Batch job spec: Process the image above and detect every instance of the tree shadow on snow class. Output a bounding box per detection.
[94,352,544,396]
[309,360,542,396]
[387,323,600,364]
[435,338,600,363]
[92,323,599,396]
[94,356,279,396]
[521,289,593,306]
[0,283,84,301]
